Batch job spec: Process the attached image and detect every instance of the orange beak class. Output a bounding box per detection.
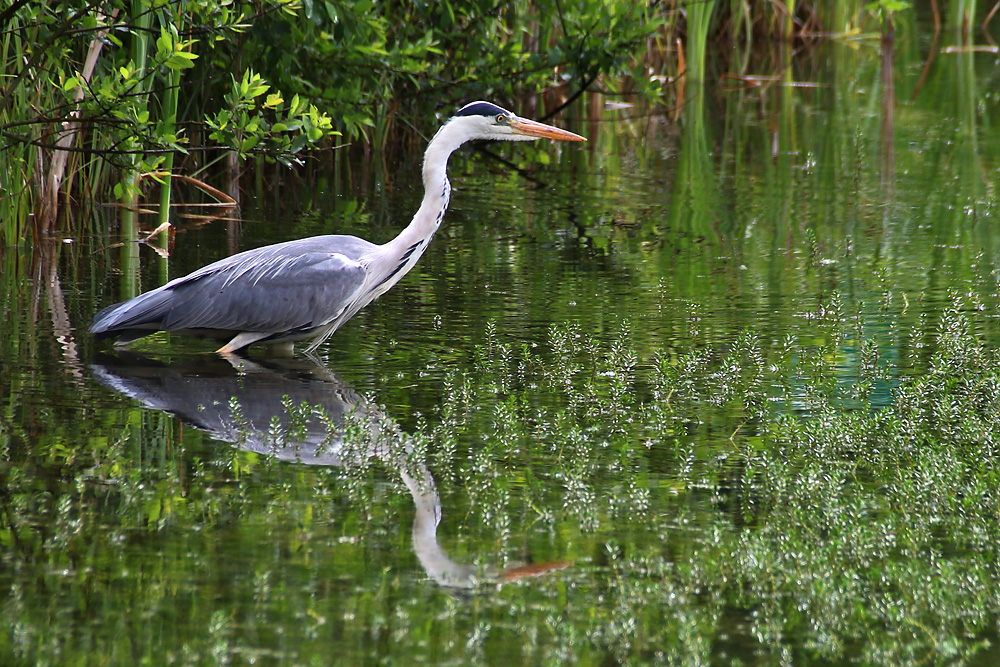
[509,117,586,142]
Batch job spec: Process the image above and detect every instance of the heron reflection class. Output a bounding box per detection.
[90,352,567,588]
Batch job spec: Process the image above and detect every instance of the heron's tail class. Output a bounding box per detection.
[90,288,174,342]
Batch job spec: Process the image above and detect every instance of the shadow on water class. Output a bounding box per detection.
[90,351,569,590]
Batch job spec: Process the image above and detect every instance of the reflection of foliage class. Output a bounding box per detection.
[3,299,999,663]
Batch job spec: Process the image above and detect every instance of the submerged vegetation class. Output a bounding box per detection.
[3,300,999,664]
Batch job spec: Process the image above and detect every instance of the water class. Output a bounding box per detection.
[4,41,1000,665]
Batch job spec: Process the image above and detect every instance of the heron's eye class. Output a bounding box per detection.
[496,114,507,124]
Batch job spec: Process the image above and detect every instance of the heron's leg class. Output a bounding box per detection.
[217,331,269,355]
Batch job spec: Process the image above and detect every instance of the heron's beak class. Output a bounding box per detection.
[510,117,586,142]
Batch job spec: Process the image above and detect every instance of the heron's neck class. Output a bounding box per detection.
[386,121,468,254]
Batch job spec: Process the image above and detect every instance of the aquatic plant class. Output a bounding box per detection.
[4,276,1000,664]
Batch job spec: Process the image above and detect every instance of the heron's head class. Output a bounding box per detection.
[449,101,586,144]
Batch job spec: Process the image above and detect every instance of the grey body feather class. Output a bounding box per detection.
[91,235,372,345]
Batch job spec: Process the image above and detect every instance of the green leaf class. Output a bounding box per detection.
[155,27,172,55]
[240,135,259,153]
[248,82,270,99]
[164,51,198,70]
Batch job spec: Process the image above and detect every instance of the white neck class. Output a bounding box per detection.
[374,120,471,281]
[404,120,470,244]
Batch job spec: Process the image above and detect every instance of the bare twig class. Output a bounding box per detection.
[985,2,1000,30]
[39,7,119,230]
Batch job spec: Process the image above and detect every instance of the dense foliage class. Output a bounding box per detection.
[1,0,930,244]
[0,0,666,243]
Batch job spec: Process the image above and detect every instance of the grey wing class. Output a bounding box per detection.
[91,244,369,337]
[161,250,369,334]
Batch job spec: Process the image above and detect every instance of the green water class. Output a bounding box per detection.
[3,40,1000,665]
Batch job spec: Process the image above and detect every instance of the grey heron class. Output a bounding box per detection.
[90,101,585,355]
